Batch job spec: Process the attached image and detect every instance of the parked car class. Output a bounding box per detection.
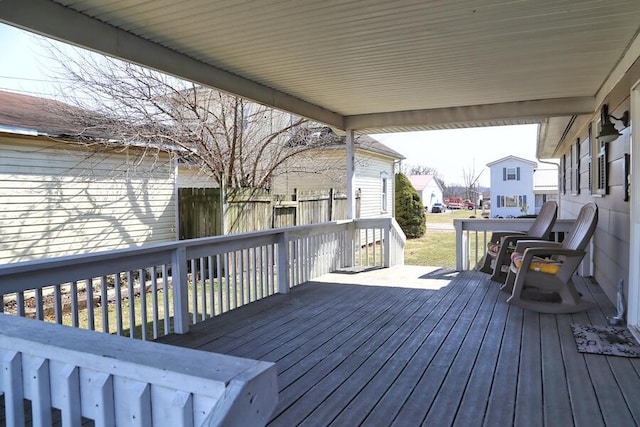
[431,202,444,213]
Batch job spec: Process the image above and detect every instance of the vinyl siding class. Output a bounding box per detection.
[555,85,634,304]
[0,134,176,264]
[354,151,395,219]
[177,164,219,188]
[271,148,396,218]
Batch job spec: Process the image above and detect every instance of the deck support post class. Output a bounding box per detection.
[171,246,190,334]
[277,231,290,293]
[346,129,356,220]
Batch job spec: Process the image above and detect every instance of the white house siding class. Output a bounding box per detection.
[271,150,346,193]
[177,164,219,188]
[0,134,176,264]
[555,95,632,304]
[271,148,397,218]
[487,157,536,217]
[354,151,395,219]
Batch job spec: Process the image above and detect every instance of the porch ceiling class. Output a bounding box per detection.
[2,0,640,150]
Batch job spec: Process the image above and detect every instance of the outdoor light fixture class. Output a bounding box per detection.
[597,103,630,143]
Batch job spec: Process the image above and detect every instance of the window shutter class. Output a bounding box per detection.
[516,167,521,181]
[523,195,527,206]
[503,168,506,181]
[496,195,501,207]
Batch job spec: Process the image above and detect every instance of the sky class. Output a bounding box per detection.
[0,22,539,187]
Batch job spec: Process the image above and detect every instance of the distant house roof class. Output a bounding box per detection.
[293,127,404,160]
[486,155,537,167]
[0,90,105,138]
[408,174,443,192]
[351,134,405,159]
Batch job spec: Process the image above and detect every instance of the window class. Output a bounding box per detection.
[496,195,527,208]
[504,167,520,181]
[381,172,389,212]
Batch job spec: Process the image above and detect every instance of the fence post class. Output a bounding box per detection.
[171,247,190,334]
[277,231,290,293]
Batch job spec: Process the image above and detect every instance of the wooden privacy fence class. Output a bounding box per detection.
[179,188,360,238]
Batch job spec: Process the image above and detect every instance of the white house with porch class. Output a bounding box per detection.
[1,1,640,425]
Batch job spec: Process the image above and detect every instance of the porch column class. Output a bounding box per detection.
[346,129,356,219]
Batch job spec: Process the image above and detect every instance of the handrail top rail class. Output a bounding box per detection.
[0,217,392,277]
[454,218,575,231]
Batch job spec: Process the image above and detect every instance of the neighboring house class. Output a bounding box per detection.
[0,90,177,264]
[486,155,536,217]
[533,164,559,214]
[271,130,404,218]
[408,174,443,210]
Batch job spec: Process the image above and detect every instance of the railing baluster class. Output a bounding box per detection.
[239,249,245,306]
[200,257,207,321]
[224,252,231,312]
[70,282,78,327]
[16,291,25,317]
[215,254,222,316]
[139,268,147,340]
[86,278,94,331]
[190,258,197,324]
[208,256,214,318]
[35,288,43,321]
[115,273,123,336]
[53,285,62,325]
[151,266,159,338]
[162,265,170,335]
[127,271,135,338]
[101,276,109,334]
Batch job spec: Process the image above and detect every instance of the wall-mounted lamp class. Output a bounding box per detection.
[597,103,630,143]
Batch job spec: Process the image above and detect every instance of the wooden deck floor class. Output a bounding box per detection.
[158,267,640,426]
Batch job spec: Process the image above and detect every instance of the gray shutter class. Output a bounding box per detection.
[496,195,501,207]
[503,168,506,181]
[516,167,521,181]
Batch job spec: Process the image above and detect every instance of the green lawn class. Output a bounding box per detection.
[406,209,486,268]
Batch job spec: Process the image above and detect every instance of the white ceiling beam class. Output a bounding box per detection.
[344,97,595,132]
[0,0,345,129]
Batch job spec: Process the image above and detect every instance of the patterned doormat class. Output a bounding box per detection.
[571,324,640,358]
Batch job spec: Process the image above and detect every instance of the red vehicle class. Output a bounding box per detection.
[444,197,464,210]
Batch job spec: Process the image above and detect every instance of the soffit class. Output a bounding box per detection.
[1,0,640,134]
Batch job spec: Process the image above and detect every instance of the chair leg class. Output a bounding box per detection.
[478,253,494,274]
[507,276,595,314]
[500,267,517,293]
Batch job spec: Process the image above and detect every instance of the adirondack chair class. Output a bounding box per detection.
[503,202,598,314]
[478,201,558,283]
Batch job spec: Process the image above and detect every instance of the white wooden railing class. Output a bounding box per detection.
[0,217,404,425]
[0,314,277,426]
[453,218,576,271]
[0,217,404,339]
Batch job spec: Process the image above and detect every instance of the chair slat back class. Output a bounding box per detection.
[527,201,558,239]
[561,203,598,251]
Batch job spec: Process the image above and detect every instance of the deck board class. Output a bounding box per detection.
[155,267,640,426]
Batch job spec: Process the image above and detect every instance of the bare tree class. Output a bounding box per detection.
[42,41,339,190]
[462,166,484,202]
